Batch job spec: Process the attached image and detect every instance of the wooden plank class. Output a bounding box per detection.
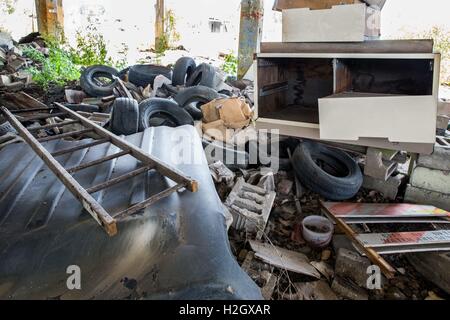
[0,92,49,110]
[67,150,131,174]
[322,202,450,218]
[86,165,153,194]
[274,0,363,11]
[51,138,110,157]
[54,103,199,192]
[320,201,396,279]
[1,106,117,236]
[260,40,434,54]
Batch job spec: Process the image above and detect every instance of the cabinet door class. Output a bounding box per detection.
[319,93,437,144]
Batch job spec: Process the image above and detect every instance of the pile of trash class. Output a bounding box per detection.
[0,32,45,92]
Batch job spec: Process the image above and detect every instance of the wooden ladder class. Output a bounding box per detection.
[1,103,198,236]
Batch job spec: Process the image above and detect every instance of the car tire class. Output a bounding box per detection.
[292,141,363,201]
[186,63,216,88]
[174,86,225,120]
[172,57,196,86]
[80,65,119,97]
[128,64,172,88]
[111,98,139,136]
[138,98,194,131]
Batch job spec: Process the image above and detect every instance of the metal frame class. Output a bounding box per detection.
[1,103,198,237]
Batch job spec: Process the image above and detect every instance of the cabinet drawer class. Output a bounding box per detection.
[319,94,437,143]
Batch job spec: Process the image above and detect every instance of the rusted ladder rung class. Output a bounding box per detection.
[0,106,117,236]
[28,120,81,132]
[11,107,57,114]
[21,112,68,122]
[114,183,186,219]
[54,102,199,193]
[51,138,110,157]
[86,165,154,194]
[37,128,94,143]
[67,150,131,174]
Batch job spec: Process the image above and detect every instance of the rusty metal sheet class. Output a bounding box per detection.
[323,202,450,218]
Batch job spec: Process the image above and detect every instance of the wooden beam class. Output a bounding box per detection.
[35,0,64,39]
[237,0,264,80]
[155,0,165,51]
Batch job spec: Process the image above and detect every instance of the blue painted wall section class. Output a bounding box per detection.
[238,0,264,79]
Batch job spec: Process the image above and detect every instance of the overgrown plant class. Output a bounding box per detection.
[23,37,80,89]
[221,52,238,77]
[23,29,128,88]
[70,26,115,67]
[0,0,16,14]
[155,9,180,54]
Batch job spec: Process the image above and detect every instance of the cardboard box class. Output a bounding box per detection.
[282,4,381,43]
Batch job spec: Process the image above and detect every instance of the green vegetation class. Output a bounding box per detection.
[0,0,16,15]
[22,29,127,89]
[23,38,80,89]
[221,52,238,77]
[155,9,180,54]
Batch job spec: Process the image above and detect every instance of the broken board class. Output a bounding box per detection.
[249,240,320,279]
[322,202,450,218]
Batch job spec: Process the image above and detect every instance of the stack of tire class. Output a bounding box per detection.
[77,57,225,136]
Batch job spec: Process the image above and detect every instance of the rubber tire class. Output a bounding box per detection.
[292,141,363,201]
[111,98,139,136]
[0,121,16,136]
[172,57,196,86]
[138,98,194,131]
[174,86,224,120]
[186,63,216,88]
[128,64,172,88]
[80,65,119,97]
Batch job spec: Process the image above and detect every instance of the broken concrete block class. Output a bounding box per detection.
[364,148,398,181]
[0,74,12,86]
[335,248,371,288]
[6,57,26,72]
[331,276,369,300]
[295,280,338,300]
[332,235,356,253]
[407,252,450,295]
[418,147,450,171]
[2,81,25,91]
[410,167,450,195]
[226,177,276,239]
[209,161,235,185]
[404,185,450,212]
[362,174,406,200]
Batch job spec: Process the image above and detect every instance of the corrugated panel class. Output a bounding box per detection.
[0,126,262,300]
